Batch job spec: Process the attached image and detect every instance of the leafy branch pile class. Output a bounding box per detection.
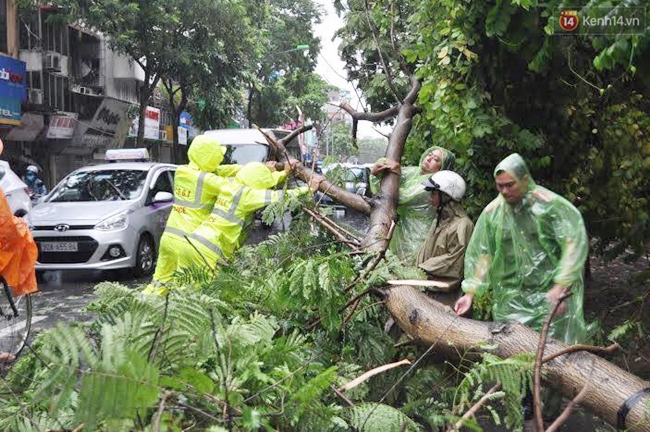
[1,217,535,431]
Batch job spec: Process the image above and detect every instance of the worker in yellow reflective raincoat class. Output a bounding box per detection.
[371,146,456,259]
[176,162,322,275]
[148,135,240,291]
[454,153,593,344]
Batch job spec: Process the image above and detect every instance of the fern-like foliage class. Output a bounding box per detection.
[455,352,534,431]
[348,402,422,432]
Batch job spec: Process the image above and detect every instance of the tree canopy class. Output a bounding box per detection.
[245,0,327,127]
[335,0,650,260]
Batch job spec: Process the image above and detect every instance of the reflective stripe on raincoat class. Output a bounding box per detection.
[177,163,309,273]
[152,135,231,284]
[461,153,594,343]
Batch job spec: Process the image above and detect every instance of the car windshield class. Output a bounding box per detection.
[47,169,148,202]
[222,144,269,165]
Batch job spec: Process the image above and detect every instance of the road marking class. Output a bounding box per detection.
[0,316,47,338]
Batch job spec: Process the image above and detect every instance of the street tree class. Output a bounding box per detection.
[335,0,650,262]
[245,0,325,127]
[47,0,256,150]
[158,0,257,162]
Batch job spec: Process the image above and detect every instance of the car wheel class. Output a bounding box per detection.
[133,234,155,278]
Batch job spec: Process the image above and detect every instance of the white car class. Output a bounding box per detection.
[0,161,31,217]
[28,159,176,278]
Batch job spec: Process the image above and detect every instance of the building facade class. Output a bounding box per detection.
[1,2,179,188]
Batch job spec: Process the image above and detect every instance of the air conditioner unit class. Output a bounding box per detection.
[45,53,61,72]
[159,130,167,141]
[28,88,44,104]
[72,85,98,96]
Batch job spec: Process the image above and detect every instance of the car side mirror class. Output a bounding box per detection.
[152,191,173,203]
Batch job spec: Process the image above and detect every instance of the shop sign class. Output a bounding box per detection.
[5,113,44,141]
[47,113,77,139]
[0,55,26,126]
[77,98,130,148]
[129,106,161,140]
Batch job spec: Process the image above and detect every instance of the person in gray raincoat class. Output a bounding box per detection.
[454,153,594,344]
[371,146,456,260]
[416,170,474,290]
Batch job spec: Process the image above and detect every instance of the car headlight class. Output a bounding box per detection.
[95,211,128,231]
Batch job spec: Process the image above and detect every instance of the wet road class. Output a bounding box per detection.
[30,270,146,335]
[24,208,369,337]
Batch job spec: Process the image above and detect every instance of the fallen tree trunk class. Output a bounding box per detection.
[382,284,650,432]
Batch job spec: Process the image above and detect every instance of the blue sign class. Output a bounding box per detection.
[0,97,22,126]
[0,55,26,126]
[0,55,26,100]
[179,111,192,130]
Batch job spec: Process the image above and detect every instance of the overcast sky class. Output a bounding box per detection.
[314,1,389,139]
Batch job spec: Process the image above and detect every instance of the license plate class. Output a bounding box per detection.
[41,242,78,252]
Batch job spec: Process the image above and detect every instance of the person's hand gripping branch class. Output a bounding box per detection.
[371,159,401,176]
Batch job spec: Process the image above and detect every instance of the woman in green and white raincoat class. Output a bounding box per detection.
[371,146,456,260]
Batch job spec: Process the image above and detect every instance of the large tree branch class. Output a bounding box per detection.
[339,101,399,123]
[379,285,650,432]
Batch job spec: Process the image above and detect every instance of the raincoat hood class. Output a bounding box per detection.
[236,162,275,189]
[493,153,537,191]
[188,135,225,172]
[419,146,456,172]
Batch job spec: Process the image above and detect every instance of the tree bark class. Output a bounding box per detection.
[381,284,650,432]
[361,78,421,253]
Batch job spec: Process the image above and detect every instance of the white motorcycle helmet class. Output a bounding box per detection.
[26,165,39,174]
[422,170,467,202]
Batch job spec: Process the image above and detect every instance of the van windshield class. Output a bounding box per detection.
[222,144,269,165]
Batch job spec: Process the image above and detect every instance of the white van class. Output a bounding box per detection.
[203,128,302,164]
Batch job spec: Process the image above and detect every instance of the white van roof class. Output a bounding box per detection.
[204,128,290,145]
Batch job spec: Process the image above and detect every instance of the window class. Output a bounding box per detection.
[43,73,71,111]
[43,15,69,55]
[48,169,148,202]
[19,11,41,50]
[222,144,269,165]
[27,71,42,90]
[150,170,173,196]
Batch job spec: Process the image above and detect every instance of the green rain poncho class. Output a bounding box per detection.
[461,154,592,343]
[371,146,456,260]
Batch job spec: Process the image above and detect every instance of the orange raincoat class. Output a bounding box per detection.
[0,190,38,295]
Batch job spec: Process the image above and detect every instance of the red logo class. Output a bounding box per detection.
[559,10,579,31]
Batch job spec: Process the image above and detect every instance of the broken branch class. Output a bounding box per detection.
[448,384,502,432]
[339,359,412,392]
[532,288,572,432]
[545,360,595,432]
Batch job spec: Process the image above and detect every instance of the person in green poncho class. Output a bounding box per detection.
[454,153,593,344]
[371,146,457,260]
